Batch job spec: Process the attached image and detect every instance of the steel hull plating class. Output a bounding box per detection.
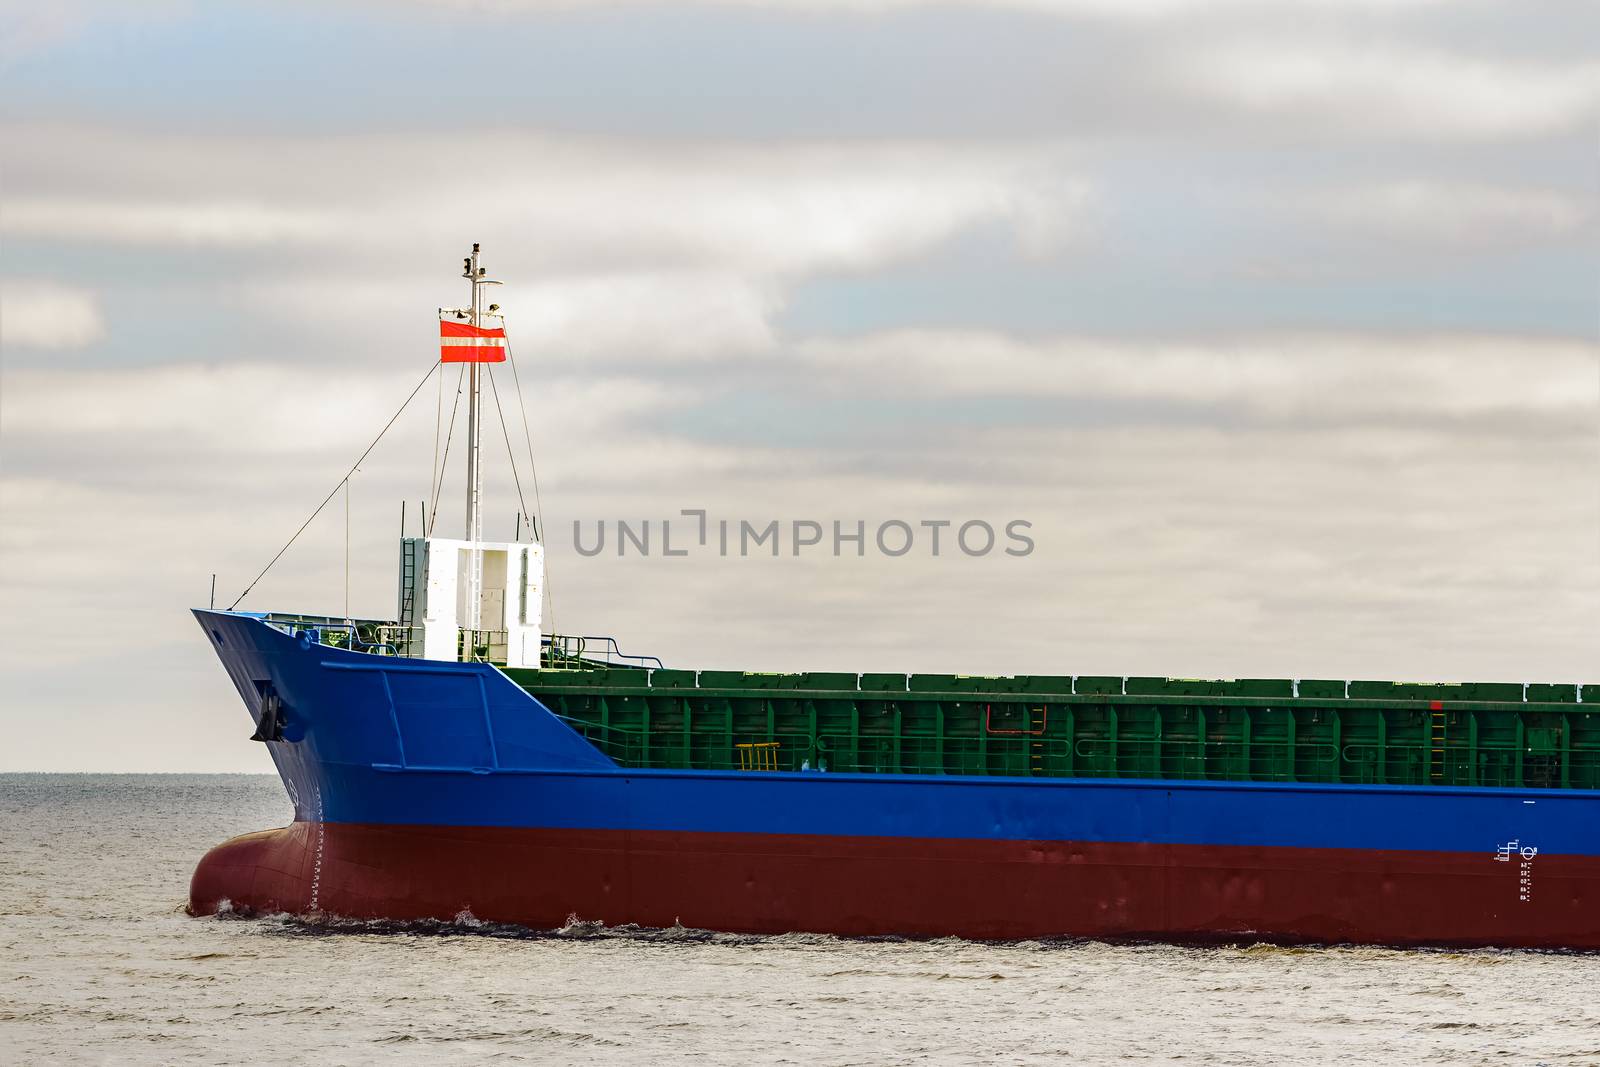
[190,824,1600,948]
[190,610,1600,948]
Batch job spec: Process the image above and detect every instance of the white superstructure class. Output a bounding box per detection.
[397,535,543,666]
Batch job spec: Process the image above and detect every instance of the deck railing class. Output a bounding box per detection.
[250,612,657,670]
[551,713,1600,788]
[259,613,403,656]
[542,634,664,670]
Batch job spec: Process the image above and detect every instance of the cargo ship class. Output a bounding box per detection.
[190,247,1600,948]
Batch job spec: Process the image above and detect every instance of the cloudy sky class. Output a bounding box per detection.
[1,0,1596,771]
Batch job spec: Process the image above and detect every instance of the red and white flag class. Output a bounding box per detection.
[439,319,507,363]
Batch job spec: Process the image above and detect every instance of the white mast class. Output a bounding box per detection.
[463,243,486,638]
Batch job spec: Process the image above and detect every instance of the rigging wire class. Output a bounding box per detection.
[502,329,556,638]
[485,365,531,530]
[343,475,351,621]
[502,332,547,542]
[426,364,466,536]
[228,360,441,611]
[428,352,445,532]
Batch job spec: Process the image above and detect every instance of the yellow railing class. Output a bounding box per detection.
[735,742,781,771]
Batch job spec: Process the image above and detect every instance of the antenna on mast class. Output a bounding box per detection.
[463,244,486,636]
[459,243,507,643]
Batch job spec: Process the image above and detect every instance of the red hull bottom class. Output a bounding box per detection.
[188,822,1600,949]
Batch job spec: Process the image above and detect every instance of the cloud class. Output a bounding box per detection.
[0,4,86,63]
[0,278,105,349]
[382,0,1447,16]
[0,361,682,458]
[2,129,1090,273]
[2,199,333,247]
[1179,39,1600,139]
[495,272,782,360]
[798,330,1597,428]
[1303,181,1594,249]
[2,126,1093,362]
[0,0,183,65]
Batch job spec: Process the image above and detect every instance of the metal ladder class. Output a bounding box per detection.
[398,539,421,652]
[1430,706,1447,781]
[1030,707,1047,776]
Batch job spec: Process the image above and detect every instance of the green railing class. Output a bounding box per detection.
[552,711,1600,788]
